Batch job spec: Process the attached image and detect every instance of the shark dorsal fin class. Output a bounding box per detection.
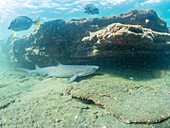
[57,61,62,66]
[35,64,40,69]
[58,63,62,66]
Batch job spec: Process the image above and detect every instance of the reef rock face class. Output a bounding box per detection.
[111,9,168,33]
[8,9,170,68]
[82,23,170,57]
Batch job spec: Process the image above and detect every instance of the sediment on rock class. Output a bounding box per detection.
[64,72,170,124]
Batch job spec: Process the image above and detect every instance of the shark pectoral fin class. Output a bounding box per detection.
[68,74,78,83]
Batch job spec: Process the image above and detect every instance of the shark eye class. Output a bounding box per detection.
[94,68,97,70]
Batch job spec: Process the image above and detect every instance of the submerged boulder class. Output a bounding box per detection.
[82,23,170,57]
[7,9,170,68]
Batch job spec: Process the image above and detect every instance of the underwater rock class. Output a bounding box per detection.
[81,23,170,68]
[114,9,168,33]
[82,23,170,57]
[8,9,170,68]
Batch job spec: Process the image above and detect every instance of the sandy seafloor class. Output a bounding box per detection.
[0,66,169,128]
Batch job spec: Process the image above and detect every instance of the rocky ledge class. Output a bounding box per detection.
[1,9,169,68]
[82,23,170,58]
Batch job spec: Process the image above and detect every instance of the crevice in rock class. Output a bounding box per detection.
[127,115,170,124]
[0,100,15,110]
[72,96,105,109]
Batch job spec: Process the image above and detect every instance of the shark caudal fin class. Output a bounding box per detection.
[33,17,41,27]
[17,68,32,76]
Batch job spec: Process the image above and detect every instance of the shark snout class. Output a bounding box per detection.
[95,66,99,70]
[93,66,99,70]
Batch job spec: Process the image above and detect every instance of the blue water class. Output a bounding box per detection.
[0,0,170,40]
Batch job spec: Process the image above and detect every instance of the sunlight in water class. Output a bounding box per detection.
[0,0,170,127]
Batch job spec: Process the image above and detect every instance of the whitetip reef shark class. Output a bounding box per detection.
[17,63,99,83]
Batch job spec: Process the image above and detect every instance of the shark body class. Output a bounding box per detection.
[18,64,99,83]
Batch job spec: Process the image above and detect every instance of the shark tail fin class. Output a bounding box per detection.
[17,68,32,76]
